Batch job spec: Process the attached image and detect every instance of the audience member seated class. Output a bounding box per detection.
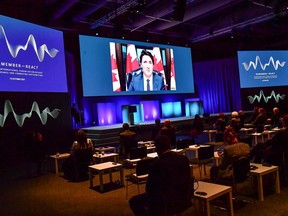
[251,107,267,132]
[210,142,250,182]
[203,112,214,129]
[26,130,46,175]
[151,118,162,141]
[250,114,288,166]
[238,110,245,128]
[190,114,204,143]
[228,111,241,134]
[224,125,239,145]
[129,135,193,216]
[159,119,176,147]
[119,123,137,159]
[63,129,93,181]
[267,107,282,128]
[213,112,227,133]
[245,106,259,124]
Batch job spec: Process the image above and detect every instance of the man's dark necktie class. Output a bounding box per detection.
[147,79,150,91]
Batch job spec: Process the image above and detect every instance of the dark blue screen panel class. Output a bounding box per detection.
[79,36,194,96]
[0,15,67,93]
[238,50,288,88]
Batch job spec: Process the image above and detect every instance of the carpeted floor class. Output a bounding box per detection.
[1,153,288,216]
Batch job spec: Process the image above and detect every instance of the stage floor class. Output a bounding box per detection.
[81,116,194,131]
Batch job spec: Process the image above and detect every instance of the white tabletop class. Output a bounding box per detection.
[89,162,122,171]
[250,163,278,175]
[50,153,70,159]
[93,153,118,159]
[194,181,232,200]
[147,152,158,158]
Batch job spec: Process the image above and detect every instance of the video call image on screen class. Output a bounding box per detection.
[0,15,67,93]
[110,42,176,92]
[238,50,288,88]
[79,36,194,96]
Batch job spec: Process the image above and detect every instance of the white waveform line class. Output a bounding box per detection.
[0,25,59,62]
[242,56,286,71]
[247,90,286,104]
[0,100,61,127]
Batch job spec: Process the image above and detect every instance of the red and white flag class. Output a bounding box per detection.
[126,44,139,73]
[110,42,121,92]
[170,49,176,90]
[152,47,167,88]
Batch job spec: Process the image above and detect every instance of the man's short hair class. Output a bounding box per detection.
[154,135,171,151]
[164,119,171,126]
[122,123,130,130]
[140,50,154,65]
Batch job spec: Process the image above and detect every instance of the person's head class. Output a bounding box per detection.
[139,50,154,79]
[194,114,201,120]
[164,119,171,127]
[122,123,130,130]
[231,111,239,118]
[273,107,279,114]
[219,112,225,119]
[75,129,87,144]
[258,107,265,114]
[155,118,161,126]
[154,135,171,156]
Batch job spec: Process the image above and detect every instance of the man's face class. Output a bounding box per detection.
[140,55,153,78]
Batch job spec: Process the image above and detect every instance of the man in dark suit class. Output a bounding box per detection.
[119,123,137,159]
[128,50,165,91]
[159,119,176,147]
[129,135,193,216]
[251,114,288,165]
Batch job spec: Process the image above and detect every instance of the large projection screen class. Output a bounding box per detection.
[0,15,67,93]
[238,50,288,88]
[79,36,194,96]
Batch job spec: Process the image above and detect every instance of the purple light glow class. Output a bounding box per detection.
[97,103,116,125]
[140,100,160,121]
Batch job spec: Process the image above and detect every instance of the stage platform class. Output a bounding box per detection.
[81,116,196,147]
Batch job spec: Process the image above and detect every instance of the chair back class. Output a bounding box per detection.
[232,156,250,183]
[130,146,147,160]
[176,139,191,150]
[198,145,214,160]
[136,158,155,176]
[74,147,93,175]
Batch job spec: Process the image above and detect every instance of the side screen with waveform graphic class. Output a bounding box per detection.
[238,51,288,88]
[0,15,67,92]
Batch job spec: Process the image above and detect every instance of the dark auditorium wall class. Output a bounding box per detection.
[0,93,73,157]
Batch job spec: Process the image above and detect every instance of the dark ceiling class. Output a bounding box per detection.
[1,0,288,61]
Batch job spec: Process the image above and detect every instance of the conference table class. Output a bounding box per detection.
[249,130,276,145]
[250,163,280,201]
[89,162,124,192]
[49,153,70,175]
[194,181,234,216]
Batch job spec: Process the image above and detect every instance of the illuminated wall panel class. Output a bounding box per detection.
[161,101,182,118]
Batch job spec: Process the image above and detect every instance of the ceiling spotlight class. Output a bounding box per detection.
[122,36,125,39]
[95,32,99,36]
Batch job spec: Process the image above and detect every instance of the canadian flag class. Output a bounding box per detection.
[152,47,167,88]
[110,42,121,92]
[126,44,139,73]
[170,49,176,90]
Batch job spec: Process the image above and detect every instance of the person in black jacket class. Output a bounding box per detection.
[129,135,193,216]
[251,114,288,165]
